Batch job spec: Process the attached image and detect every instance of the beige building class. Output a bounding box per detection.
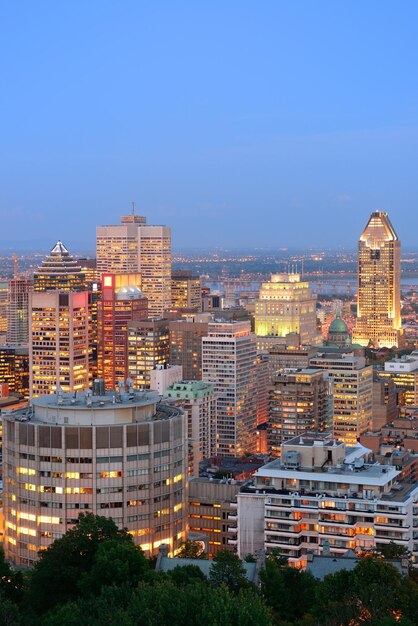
[202,321,257,457]
[171,271,201,311]
[2,389,187,566]
[310,353,373,446]
[255,273,319,346]
[96,215,171,317]
[354,211,402,348]
[188,477,242,557]
[30,291,92,397]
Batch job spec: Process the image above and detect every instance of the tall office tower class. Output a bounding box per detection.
[0,346,29,396]
[268,369,329,457]
[267,345,318,382]
[171,271,201,311]
[310,353,373,446]
[3,389,187,565]
[202,321,257,457]
[34,241,85,292]
[97,273,148,391]
[7,276,32,345]
[164,381,217,476]
[30,291,91,397]
[137,225,171,316]
[96,214,171,317]
[127,319,170,389]
[353,211,402,348]
[96,214,147,274]
[255,273,319,349]
[0,281,8,340]
[169,314,212,380]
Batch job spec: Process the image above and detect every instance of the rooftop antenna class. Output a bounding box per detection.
[132,201,136,216]
[12,255,18,278]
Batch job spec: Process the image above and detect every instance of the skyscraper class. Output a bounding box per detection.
[171,270,201,311]
[127,319,170,389]
[202,321,257,457]
[255,273,319,349]
[34,241,85,292]
[169,314,212,380]
[7,276,32,345]
[96,214,172,317]
[30,291,91,396]
[353,211,402,348]
[97,273,148,391]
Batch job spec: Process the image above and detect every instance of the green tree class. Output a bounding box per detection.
[167,564,207,586]
[27,512,147,615]
[260,556,317,622]
[209,551,248,592]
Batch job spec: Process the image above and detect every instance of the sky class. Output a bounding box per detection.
[1,1,418,252]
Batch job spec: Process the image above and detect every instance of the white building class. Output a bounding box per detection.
[150,364,183,395]
[202,321,257,457]
[310,353,373,446]
[237,432,418,569]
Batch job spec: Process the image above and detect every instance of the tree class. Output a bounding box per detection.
[260,556,317,622]
[27,513,148,615]
[167,564,207,586]
[209,551,248,592]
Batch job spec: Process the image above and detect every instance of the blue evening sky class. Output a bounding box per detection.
[1,1,418,251]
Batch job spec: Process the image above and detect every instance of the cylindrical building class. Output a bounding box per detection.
[3,388,187,565]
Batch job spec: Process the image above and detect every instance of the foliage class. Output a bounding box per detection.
[209,550,248,592]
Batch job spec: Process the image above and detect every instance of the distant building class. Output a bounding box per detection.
[150,364,183,395]
[2,390,187,565]
[7,276,32,345]
[202,321,257,457]
[171,271,201,311]
[353,211,402,348]
[0,346,29,397]
[379,352,418,406]
[97,273,148,391]
[127,319,170,389]
[33,241,85,292]
[267,345,318,382]
[30,291,92,396]
[169,314,212,380]
[268,369,329,456]
[310,353,373,445]
[164,381,217,474]
[96,214,171,316]
[255,273,319,346]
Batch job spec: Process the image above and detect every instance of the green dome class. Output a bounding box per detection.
[329,316,348,334]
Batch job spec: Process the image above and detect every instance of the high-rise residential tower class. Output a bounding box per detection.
[353,211,402,348]
[202,321,257,457]
[255,273,319,349]
[7,276,32,345]
[96,213,172,317]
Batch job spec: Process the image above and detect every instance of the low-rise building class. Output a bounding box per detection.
[237,432,418,569]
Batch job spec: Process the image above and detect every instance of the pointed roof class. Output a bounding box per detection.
[50,241,69,256]
[359,211,399,248]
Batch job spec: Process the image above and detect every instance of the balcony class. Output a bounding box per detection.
[228,538,237,546]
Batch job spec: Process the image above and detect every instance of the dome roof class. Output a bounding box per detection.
[329,315,349,334]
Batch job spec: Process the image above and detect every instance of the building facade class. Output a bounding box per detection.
[30,291,91,396]
[2,389,187,565]
[97,273,148,391]
[169,315,211,380]
[310,354,373,446]
[7,277,32,346]
[202,321,257,457]
[255,273,318,346]
[127,319,170,389]
[354,211,402,348]
[171,271,201,311]
[268,369,329,456]
[237,433,418,569]
[34,241,85,293]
